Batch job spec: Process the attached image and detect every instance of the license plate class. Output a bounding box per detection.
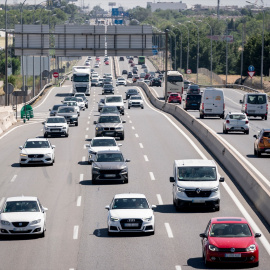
[248,110,255,113]
[104,174,116,178]
[192,200,205,203]
[192,104,197,106]
[225,254,241,258]
[30,158,38,161]
[125,223,139,227]
[52,129,60,132]
[13,228,27,231]
[105,132,114,135]
[205,109,212,112]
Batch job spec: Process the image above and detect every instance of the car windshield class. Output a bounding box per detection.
[210,223,252,237]
[104,85,112,89]
[178,167,217,181]
[262,132,270,138]
[98,116,121,123]
[247,94,266,104]
[3,201,40,213]
[128,89,137,94]
[168,76,183,82]
[52,105,62,110]
[91,139,116,147]
[47,118,66,123]
[24,141,50,148]
[106,97,122,103]
[101,107,119,114]
[170,94,178,97]
[111,198,149,209]
[64,102,77,106]
[228,114,246,120]
[130,96,142,100]
[73,74,89,82]
[58,108,75,113]
[96,153,124,162]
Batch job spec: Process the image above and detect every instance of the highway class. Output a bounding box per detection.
[0,56,269,270]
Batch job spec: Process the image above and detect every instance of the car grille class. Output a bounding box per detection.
[103,127,115,131]
[28,154,44,158]
[28,160,45,164]
[185,190,212,197]
[120,219,143,230]
[12,222,29,227]
[132,102,140,105]
[100,170,121,174]
[76,87,87,92]
[219,257,247,262]
[9,230,32,234]
[218,248,247,252]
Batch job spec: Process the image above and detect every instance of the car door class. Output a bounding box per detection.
[202,220,211,254]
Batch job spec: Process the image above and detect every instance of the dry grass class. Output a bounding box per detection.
[0,37,5,49]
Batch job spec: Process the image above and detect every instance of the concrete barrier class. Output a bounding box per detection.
[137,81,270,225]
[0,107,17,136]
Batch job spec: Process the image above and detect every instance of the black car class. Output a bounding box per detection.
[187,84,200,94]
[183,94,202,111]
[119,57,124,61]
[127,72,133,78]
[122,70,128,75]
[56,106,79,126]
[151,78,162,87]
[102,84,114,95]
[125,89,139,99]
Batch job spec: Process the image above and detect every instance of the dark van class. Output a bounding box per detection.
[183,93,202,111]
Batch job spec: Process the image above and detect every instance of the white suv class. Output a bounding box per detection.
[169,159,224,211]
[43,116,69,138]
[104,95,125,115]
[128,95,144,109]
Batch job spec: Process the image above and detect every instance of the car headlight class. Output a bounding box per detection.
[20,153,27,157]
[1,220,10,226]
[110,217,119,222]
[209,244,219,252]
[211,186,219,192]
[177,186,185,192]
[143,216,152,221]
[63,127,67,129]
[92,166,100,173]
[96,127,102,131]
[72,115,78,118]
[120,168,128,173]
[115,127,123,130]
[31,219,41,225]
[246,244,256,252]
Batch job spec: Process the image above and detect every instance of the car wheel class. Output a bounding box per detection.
[122,112,125,115]
[253,261,259,267]
[40,229,45,238]
[108,230,114,236]
[92,175,96,185]
[200,114,204,119]
[149,230,155,235]
[120,134,125,140]
[20,163,25,167]
[265,116,268,120]
[245,130,249,135]
[65,133,69,137]
[215,205,220,211]
[223,128,228,134]
[257,150,261,157]
[254,148,257,156]
[141,106,144,109]
[220,114,224,119]
[75,122,78,126]
[204,251,210,267]
[128,106,130,109]
[44,133,48,138]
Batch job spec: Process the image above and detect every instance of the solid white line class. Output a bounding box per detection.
[139,143,144,148]
[175,266,182,270]
[34,87,56,109]
[135,134,139,138]
[80,174,84,182]
[132,126,135,130]
[82,156,86,162]
[149,172,155,180]
[144,155,149,162]
[10,175,17,182]
[73,226,79,239]
[165,223,174,238]
[137,86,270,256]
[86,127,89,131]
[85,135,88,139]
[156,194,163,205]
[0,197,5,208]
[84,144,87,149]
[77,196,82,207]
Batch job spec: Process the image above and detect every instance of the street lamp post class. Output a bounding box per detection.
[178,23,189,74]
[226,20,229,86]
[4,0,8,106]
[172,25,182,71]
[170,30,176,70]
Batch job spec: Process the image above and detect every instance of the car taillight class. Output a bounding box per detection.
[267,104,268,112]
[202,103,204,110]
[245,120,249,124]
[245,104,247,111]
[226,120,230,123]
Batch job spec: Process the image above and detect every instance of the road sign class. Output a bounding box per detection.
[4,83,14,94]
[248,71,255,78]
[53,72,59,78]
[187,69,192,74]
[248,65,255,72]
[114,19,123,25]
[112,8,119,16]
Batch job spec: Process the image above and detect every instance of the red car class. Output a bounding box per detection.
[128,59,133,63]
[105,60,109,65]
[200,217,261,267]
[168,93,182,104]
[130,63,135,67]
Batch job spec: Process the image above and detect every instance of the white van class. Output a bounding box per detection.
[240,93,268,120]
[200,88,225,119]
[169,159,224,211]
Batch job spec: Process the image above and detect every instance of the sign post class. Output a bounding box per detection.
[53,72,59,85]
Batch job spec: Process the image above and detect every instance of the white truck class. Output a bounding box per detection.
[71,66,91,96]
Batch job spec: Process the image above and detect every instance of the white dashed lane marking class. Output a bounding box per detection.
[135,134,139,138]
[77,196,82,207]
[149,172,155,180]
[139,143,143,148]
[11,175,17,182]
[144,155,149,162]
[73,226,79,239]
[156,194,163,204]
[165,223,174,238]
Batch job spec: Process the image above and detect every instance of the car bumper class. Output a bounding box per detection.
[20,155,53,165]
[95,130,124,138]
[44,130,67,136]
[92,171,128,181]
[0,223,45,235]
[108,219,154,233]
[225,126,249,132]
[65,118,78,124]
[129,103,143,107]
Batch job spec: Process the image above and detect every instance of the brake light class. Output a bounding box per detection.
[226,120,230,123]
[202,103,204,110]
[267,104,268,112]
[245,121,249,124]
[245,104,247,111]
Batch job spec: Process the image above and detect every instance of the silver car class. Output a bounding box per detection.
[223,112,249,134]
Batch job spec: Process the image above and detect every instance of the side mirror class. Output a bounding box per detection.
[219,177,225,182]
[85,144,90,148]
[125,159,131,162]
[19,146,23,150]
[52,145,56,149]
[199,233,207,238]
[239,100,243,104]
[118,144,122,147]
[253,135,257,139]
[255,233,261,238]
[122,120,126,123]
[93,121,97,124]
[105,205,110,210]
[124,101,126,103]
[169,176,175,182]
[49,109,51,111]
[42,207,48,212]
[151,205,157,209]
[42,121,45,125]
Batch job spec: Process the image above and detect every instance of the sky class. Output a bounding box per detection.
[20,0,267,10]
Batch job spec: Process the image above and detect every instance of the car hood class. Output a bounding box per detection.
[57,112,77,117]
[105,102,124,107]
[109,209,153,219]
[89,146,119,153]
[96,123,123,128]
[210,237,255,248]
[177,181,219,189]
[21,148,52,155]
[1,212,43,222]
[93,162,127,170]
[45,123,67,127]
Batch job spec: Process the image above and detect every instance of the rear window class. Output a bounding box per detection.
[168,76,183,82]
[186,95,201,102]
[247,94,266,104]
[229,114,246,120]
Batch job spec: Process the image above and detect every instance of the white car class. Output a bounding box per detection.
[116,77,127,86]
[104,95,125,115]
[75,97,86,110]
[43,116,69,138]
[94,63,99,68]
[19,138,55,166]
[0,196,48,237]
[128,95,144,109]
[86,137,122,164]
[62,101,80,116]
[105,193,156,235]
[223,112,249,134]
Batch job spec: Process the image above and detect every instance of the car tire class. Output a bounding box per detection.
[124,177,128,184]
[141,106,144,109]
[92,175,96,185]
[128,106,130,109]
[203,251,210,267]
[253,261,259,267]
[265,116,268,120]
[75,122,78,126]
[20,163,25,167]
[149,230,155,235]
[122,112,125,116]
[108,230,115,236]
[44,133,48,138]
[257,150,261,157]
[120,133,125,140]
[223,128,228,134]
[245,130,249,135]
[215,205,220,211]
[200,114,204,119]
[254,148,257,156]
[40,229,45,238]
[220,114,224,119]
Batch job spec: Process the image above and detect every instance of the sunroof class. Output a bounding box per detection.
[217,218,242,221]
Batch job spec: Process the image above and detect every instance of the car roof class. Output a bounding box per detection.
[105,95,122,98]
[26,138,49,142]
[211,217,247,224]
[92,137,116,141]
[174,159,216,167]
[114,193,146,199]
[228,112,246,115]
[6,196,38,202]
[99,113,120,117]
[130,95,141,98]
[47,116,65,119]
[59,106,75,109]
[96,149,122,154]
